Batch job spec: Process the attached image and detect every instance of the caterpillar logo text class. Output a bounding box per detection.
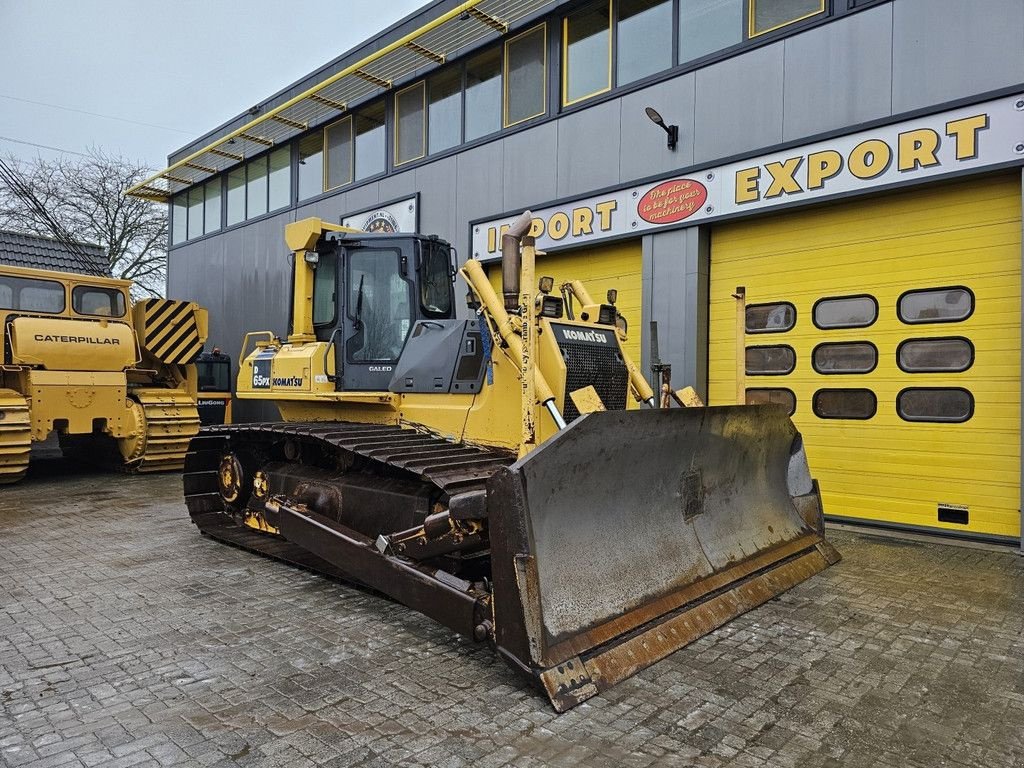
[34,334,121,345]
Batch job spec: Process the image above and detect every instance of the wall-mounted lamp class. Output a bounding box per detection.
[645,107,678,151]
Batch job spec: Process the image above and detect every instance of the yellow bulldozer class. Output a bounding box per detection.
[183,213,839,712]
[0,263,213,483]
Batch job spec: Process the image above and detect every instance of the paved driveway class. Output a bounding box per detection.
[1,459,1022,767]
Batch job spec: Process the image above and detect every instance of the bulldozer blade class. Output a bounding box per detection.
[486,405,840,712]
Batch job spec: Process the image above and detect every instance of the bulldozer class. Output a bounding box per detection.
[0,262,212,483]
[183,213,840,712]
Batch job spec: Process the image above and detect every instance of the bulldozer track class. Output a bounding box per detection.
[183,422,515,578]
[131,391,202,473]
[0,389,31,484]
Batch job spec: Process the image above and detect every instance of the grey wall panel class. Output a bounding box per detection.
[455,140,505,256]
[377,167,419,207]
[693,42,785,164]
[340,181,381,218]
[619,73,696,183]
[782,4,893,142]
[415,157,459,244]
[556,100,621,197]
[297,190,349,223]
[502,121,558,213]
[893,0,1024,113]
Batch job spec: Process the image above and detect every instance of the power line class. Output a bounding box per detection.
[0,93,194,136]
[0,135,90,157]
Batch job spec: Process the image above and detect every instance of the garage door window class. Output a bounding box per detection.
[897,337,974,373]
[745,345,795,375]
[813,294,877,329]
[898,287,974,324]
[813,388,876,420]
[897,387,974,423]
[745,302,795,333]
[812,342,877,374]
[745,387,796,415]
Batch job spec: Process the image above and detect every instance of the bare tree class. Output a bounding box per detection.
[0,149,167,296]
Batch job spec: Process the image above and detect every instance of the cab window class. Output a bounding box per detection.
[420,241,452,317]
[347,248,412,362]
[197,358,231,392]
[0,275,66,313]
[72,285,126,317]
[312,250,338,326]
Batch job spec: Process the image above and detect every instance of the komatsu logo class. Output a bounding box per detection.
[560,328,609,344]
[34,334,120,345]
[272,377,304,387]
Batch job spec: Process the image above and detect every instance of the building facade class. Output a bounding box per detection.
[139,0,1024,546]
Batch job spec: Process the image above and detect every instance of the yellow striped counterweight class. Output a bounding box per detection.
[134,299,209,365]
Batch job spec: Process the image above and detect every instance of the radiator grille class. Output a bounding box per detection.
[559,338,629,422]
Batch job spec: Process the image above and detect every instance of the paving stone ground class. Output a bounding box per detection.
[1,457,1022,768]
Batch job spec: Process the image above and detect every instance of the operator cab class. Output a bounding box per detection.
[308,232,456,391]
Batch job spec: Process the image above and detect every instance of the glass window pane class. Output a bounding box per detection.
[745,345,795,375]
[187,186,204,240]
[899,287,973,324]
[428,68,462,154]
[812,342,877,374]
[897,388,974,423]
[814,295,878,329]
[745,388,796,415]
[204,179,221,234]
[325,117,353,190]
[506,25,546,124]
[72,286,126,317]
[171,193,188,245]
[268,147,290,211]
[617,0,672,85]
[396,82,426,166]
[0,276,65,312]
[313,250,337,326]
[355,102,386,181]
[564,4,610,105]
[348,249,412,362]
[813,389,876,420]
[246,157,267,219]
[298,133,324,200]
[898,338,974,373]
[421,241,452,317]
[227,168,246,226]
[746,302,795,333]
[465,48,502,141]
[751,0,825,37]
[679,0,743,63]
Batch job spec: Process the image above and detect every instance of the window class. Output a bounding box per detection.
[246,156,268,219]
[813,389,876,420]
[196,357,231,392]
[268,147,291,211]
[312,250,337,326]
[812,342,877,374]
[395,82,426,166]
[465,48,502,141]
[506,25,547,125]
[72,286,126,317]
[563,3,611,106]
[899,287,974,324]
[897,388,974,423]
[298,133,324,201]
[355,102,386,181]
[325,116,353,190]
[745,388,796,415]
[204,179,221,234]
[746,302,795,333]
[813,295,878,329]
[227,168,245,226]
[171,194,187,245]
[749,0,825,37]
[679,0,743,63]
[347,249,412,362]
[618,0,673,85]
[420,241,453,317]
[428,68,462,154]
[187,186,204,240]
[745,345,795,375]
[0,275,64,313]
[897,337,974,373]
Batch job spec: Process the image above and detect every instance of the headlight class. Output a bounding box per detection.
[540,295,563,318]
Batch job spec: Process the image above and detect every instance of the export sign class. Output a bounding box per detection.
[471,94,1024,259]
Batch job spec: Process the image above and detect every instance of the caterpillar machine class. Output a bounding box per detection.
[183,212,840,712]
[0,263,210,483]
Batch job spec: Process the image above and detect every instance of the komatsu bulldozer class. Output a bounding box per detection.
[183,213,839,712]
[0,263,210,483]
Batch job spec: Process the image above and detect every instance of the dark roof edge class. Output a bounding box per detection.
[0,228,106,254]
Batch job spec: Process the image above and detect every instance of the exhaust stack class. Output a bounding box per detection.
[501,211,534,311]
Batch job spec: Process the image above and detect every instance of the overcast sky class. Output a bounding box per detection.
[0,0,424,168]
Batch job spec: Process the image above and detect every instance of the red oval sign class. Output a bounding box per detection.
[636,179,708,225]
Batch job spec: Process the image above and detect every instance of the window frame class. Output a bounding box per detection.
[897,285,976,325]
[71,285,127,318]
[394,80,427,167]
[324,115,355,192]
[744,344,796,376]
[0,275,66,314]
[748,0,827,38]
[345,245,415,364]
[745,387,797,415]
[896,387,975,424]
[745,301,797,334]
[562,2,612,108]
[897,336,975,374]
[505,23,549,127]
[811,340,878,375]
[812,388,877,420]
[812,293,879,330]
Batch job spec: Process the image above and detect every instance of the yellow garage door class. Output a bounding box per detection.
[486,238,643,364]
[709,173,1021,540]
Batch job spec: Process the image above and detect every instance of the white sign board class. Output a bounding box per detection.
[471,94,1024,259]
[343,195,418,233]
